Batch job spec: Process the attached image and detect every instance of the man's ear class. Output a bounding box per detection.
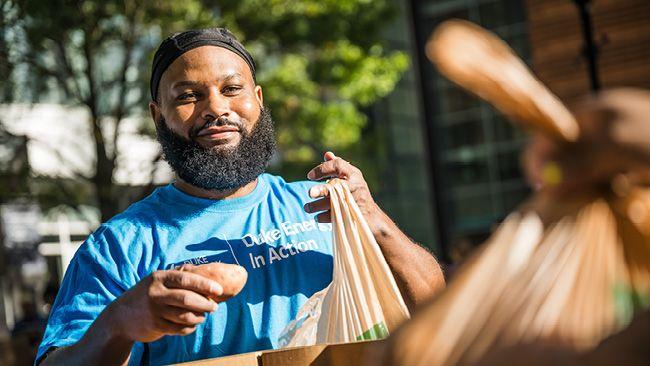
[149,101,161,126]
[254,85,264,107]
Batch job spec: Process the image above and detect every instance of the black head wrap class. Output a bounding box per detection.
[150,27,256,101]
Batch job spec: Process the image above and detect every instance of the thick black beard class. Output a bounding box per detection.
[155,108,276,191]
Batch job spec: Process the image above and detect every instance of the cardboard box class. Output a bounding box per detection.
[177,339,386,366]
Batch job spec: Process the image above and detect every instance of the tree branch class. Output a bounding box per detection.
[34,173,85,215]
[21,56,73,100]
[110,2,143,162]
[81,32,99,119]
[80,24,112,183]
[53,37,84,101]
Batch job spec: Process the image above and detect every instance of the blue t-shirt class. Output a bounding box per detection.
[37,174,334,365]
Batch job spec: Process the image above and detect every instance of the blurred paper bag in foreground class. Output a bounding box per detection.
[384,20,650,366]
[279,179,410,347]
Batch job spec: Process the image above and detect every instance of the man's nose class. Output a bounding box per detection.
[201,89,230,120]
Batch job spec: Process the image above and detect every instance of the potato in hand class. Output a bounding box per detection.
[179,262,248,303]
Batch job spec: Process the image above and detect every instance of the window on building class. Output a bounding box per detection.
[413,0,531,256]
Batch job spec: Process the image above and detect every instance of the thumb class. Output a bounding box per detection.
[324,151,336,162]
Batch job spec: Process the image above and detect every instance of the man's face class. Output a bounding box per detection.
[151,46,263,148]
[149,46,276,191]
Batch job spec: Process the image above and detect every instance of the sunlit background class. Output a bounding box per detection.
[1,0,649,364]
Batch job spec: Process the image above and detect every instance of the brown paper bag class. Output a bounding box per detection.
[278,179,410,347]
[384,20,650,366]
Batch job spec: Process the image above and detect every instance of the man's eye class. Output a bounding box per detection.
[178,92,199,101]
[223,86,242,94]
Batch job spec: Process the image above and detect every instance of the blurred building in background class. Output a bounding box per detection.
[372,0,531,263]
[527,0,650,102]
[371,0,650,262]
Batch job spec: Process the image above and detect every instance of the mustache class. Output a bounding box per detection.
[191,116,244,139]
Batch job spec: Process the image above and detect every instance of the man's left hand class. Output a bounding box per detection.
[303,151,446,307]
[304,151,380,224]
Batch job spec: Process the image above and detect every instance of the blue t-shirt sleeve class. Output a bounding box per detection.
[36,225,140,362]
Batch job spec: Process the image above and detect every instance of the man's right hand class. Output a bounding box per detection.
[41,269,225,365]
[105,269,224,343]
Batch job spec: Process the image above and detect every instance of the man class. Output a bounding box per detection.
[37,28,445,365]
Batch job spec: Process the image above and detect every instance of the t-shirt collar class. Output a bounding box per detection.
[159,173,270,212]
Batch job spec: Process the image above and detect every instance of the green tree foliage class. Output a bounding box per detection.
[216,0,409,163]
[4,0,407,221]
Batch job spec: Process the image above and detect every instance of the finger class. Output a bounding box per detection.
[307,158,350,181]
[316,211,332,223]
[178,263,195,271]
[154,316,198,336]
[158,288,218,313]
[159,306,207,326]
[304,197,330,213]
[162,270,223,298]
[324,151,336,161]
[308,184,329,199]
